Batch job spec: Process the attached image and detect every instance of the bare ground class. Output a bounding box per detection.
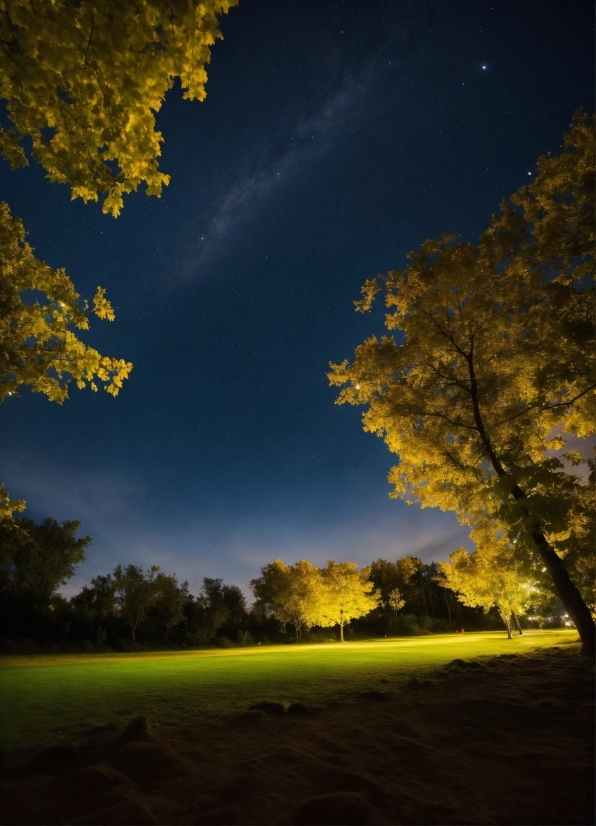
[1,645,594,825]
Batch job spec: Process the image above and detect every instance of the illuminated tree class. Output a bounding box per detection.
[438,532,536,638]
[318,560,379,642]
[0,204,132,404]
[0,482,25,521]
[329,114,595,654]
[251,559,325,641]
[0,0,238,216]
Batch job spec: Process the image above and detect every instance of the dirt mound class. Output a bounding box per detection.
[0,647,593,825]
[248,701,288,715]
[107,740,189,790]
[121,716,152,742]
[289,791,384,825]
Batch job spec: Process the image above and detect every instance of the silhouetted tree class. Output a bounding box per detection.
[112,564,160,642]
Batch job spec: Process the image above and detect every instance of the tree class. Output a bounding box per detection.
[251,559,325,641]
[438,535,535,638]
[318,561,379,642]
[0,482,25,522]
[328,114,595,654]
[0,203,132,403]
[186,577,246,643]
[152,572,189,640]
[72,573,117,620]
[201,577,247,626]
[0,516,90,606]
[112,563,160,642]
[367,558,406,633]
[70,572,117,643]
[0,0,238,216]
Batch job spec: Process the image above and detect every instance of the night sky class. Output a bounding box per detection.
[1,0,593,598]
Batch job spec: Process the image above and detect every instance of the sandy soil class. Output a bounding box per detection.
[1,645,593,825]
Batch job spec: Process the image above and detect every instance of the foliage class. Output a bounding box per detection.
[150,571,190,639]
[328,114,595,652]
[318,560,379,641]
[367,556,467,632]
[0,0,238,216]
[0,515,90,605]
[72,573,117,621]
[112,563,161,642]
[252,559,380,641]
[438,532,537,637]
[0,481,25,521]
[251,559,325,640]
[0,203,132,403]
[185,577,248,644]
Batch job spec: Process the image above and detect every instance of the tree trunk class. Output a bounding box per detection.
[420,587,429,617]
[499,610,513,639]
[339,620,344,642]
[511,612,523,636]
[466,349,596,657]
[526,526,594,655]
[444,591,452,622]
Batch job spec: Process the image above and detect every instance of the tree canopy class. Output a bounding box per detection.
[0,481,25,521]
[251,559,324,640]
[0,203,132,404]
[0,515,90,606]
[112,563,161,642]
[438,531,536,638]
[319,561,379,642]
[0,0,238,216]
[329,114,595,654]
[251,558,379,641]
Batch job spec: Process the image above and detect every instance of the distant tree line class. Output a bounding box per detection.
[0,514,569,654]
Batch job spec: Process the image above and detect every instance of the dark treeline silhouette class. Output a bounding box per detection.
[0,516,563,653]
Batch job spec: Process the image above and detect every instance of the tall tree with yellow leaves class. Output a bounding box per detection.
[318,560,379,642]
[251,559,325,641]
[329,114,595,654]
[438,530,537,639]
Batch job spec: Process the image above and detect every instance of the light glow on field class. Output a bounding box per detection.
[0,630,578,755]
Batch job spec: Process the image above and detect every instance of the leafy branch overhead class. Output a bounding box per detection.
[0,0,238,216]
[0,203,132,403]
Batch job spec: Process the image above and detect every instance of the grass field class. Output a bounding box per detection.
[0,629,576,756]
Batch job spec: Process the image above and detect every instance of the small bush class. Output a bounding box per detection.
[390,614,429,636]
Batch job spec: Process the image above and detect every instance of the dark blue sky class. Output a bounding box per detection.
[1,0,593,597]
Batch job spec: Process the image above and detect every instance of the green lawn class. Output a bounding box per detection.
[0,630,576,755]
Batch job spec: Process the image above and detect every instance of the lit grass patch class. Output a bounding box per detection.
[0,629,575,755]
